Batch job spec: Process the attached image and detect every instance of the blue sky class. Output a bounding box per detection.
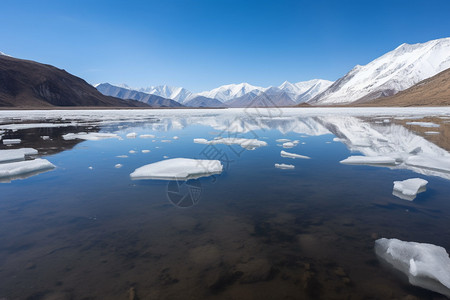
[1,0,450,92]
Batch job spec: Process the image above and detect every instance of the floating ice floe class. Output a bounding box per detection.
[139,134,155,139]
[282,142,295,148]
[63,132,119,141]
[333,137,342,142]
[3,139,21,145]
[0,158,55,182]
[280,150,310,159]
[276,138,291,143]
[142,150,150,153]
[126,132,137,138]
[88,166,93,170]
[406,122,440,128]
[194,137,267,150]
[275,163,295,169]
[375,238,450,297]
[115,164,123,168]
[41,136,50,140]
[130,158,223,180]
[173,136,179,140]
[129,150,136,154]
[393,178,428,201]
[116,155,128,158]
[0,148,38,163]
[340,156,396,165]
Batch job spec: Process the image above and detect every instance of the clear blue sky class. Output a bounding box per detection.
[1,0,449,92]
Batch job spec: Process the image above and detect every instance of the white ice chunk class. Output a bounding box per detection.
[126,132,137,138]
[280,150,310,159]
[142,150,150,153]
[115,164,123,168]
[282,142,295,148]
[340,156,396,165]
[161,140,172,143]
[276,138,291,143]
[406,122,440,128]
[275,163,295,169]
[63,132,119,141]
[193,137,267,150]
[130,158,223,180]
[173,136,179,140]
[88,166,93,170]
[129,150,136,154]
[193,138,209,144]
[425,131,440,135]
[3,139,21,145]
[375,238,450,297]
[333,137,342,142]
[393,178,428,200]
[139,134,155,139]
[116,155,128,158]
[0,148,38,163]
[0,158,55,182]
[41,136,50,140]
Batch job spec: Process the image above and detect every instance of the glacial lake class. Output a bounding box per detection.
[1,107,450,300]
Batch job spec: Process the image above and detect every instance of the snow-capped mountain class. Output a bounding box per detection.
[267,79,333,103]
[95,83,183,107]
[310,37,450,105]
[139,85,193,103]
[96,78,334,107]
[196,82,264,102]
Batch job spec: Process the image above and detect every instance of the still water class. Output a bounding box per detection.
[0,108,450,300]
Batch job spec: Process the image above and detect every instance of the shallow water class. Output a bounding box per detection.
[1,108,450,300]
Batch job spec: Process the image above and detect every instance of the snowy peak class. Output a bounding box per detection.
[139,85,193,102]
[310,37,450,105]
[196,82,263,102]
[273,79,333,103]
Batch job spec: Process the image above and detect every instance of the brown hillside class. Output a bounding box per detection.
[0,55,149,108]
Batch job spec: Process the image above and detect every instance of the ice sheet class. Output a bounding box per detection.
[375,238,450,297]
[340,156,396,165]
[63,132,119,141]
[193,137,267,150]
[0,148,38,163]
[275,163,295,169]
[0,158,55,182]
[3,139,21,145]
[130,158,223,180]
[280,150,310,159]
[393,178,428,200]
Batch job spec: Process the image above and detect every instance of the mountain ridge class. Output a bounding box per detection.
[0,55,148,108]
[309,37,450,105]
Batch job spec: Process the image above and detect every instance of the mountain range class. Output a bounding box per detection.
[96,79,334,108]
[1,37,450,108]
[96,37,450,107]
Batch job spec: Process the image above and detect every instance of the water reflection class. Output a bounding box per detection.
[1,110,450,182]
